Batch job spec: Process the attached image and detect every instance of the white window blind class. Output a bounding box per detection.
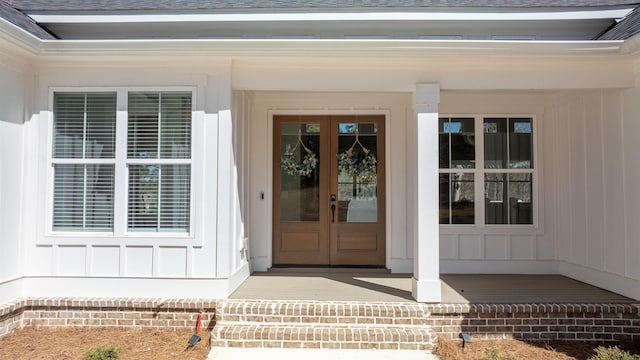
[52,92,117,231]
[127,92,192,232]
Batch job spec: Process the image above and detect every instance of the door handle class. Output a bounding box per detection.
[331,204,336,223]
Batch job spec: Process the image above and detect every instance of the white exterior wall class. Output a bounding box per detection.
[548,88,640,300]
[0,52,29,303]
[1,21,640,302]
[15,59,249,299]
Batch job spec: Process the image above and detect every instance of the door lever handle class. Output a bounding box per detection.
[331,204,336,223]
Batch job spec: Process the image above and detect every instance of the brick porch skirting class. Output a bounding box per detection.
[2,298,639,348]
[0,298,216,338]
[427,303,640,342]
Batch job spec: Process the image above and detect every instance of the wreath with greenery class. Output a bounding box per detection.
[281,151,318,177]
[337,150,377,181]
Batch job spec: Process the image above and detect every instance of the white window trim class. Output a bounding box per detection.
[44,86,197,242]
[439,113,540,230]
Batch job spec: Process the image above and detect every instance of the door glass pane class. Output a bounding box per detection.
[279,123,321,222]
[337,123,378,223]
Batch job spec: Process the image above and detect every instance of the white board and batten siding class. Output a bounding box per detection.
[549,89,640,300]
[0,52,30,303]
[17,63,250,299]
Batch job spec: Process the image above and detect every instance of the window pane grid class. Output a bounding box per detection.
[127,91,192,233]
[51,90,192,235]
[439,115,534,226]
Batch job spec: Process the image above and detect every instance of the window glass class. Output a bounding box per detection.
[483,118,507,169]
[509,118,533,168]
[127,92,192,233]
[439,118,475,169]
[484,117,533,169]
[53,92,116,159]
[53,164,115,231]
[485,173,532,225]
[337,123,378,223]
[128,92,191,159]
[279,123,321,222]
[128,164,191,232]
[52,92,117,231]
[439,173,475,224]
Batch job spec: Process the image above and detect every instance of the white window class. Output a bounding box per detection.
[439,116,535,226]
[52,92,117,231]
[51,90,193,235]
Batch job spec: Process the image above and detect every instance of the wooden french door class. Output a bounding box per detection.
[273,115,385,266]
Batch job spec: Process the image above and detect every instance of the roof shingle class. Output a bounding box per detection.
[10,0,640,11]
[598,5,640,39]
[0,1,55,39]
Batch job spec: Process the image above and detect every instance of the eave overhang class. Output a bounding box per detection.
[0,16,627,59]
[37,38,626,58]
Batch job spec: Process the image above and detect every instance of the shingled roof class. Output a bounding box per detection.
[599,5,640,38]
[0,1,54,39]
[8,0,640,10]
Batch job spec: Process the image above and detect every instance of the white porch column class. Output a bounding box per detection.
[412,83,442,303]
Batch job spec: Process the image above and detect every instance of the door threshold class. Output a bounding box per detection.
[268,265,390,274]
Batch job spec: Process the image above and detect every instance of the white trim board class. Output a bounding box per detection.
[559,261,640,301]
[29,9,634,24]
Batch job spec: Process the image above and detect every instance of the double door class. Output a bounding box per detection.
[273,115,385,266]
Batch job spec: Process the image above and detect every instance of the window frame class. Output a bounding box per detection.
[438,114,539,229]
[45,87,196,239]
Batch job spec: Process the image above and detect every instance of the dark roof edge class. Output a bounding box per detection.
[598,5,640,39]
[0,2,55,40]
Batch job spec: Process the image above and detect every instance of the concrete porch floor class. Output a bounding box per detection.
[230,269,634,303]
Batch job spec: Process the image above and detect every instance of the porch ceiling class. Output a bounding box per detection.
[230,271,635,303]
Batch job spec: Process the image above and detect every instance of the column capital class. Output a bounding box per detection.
[414,83,441,113]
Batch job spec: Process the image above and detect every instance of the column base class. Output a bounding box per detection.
[411,277,442,303]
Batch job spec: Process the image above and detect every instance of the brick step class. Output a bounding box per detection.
[215,300,430,326]
[210,322,433,350]
[212,300,436,350]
